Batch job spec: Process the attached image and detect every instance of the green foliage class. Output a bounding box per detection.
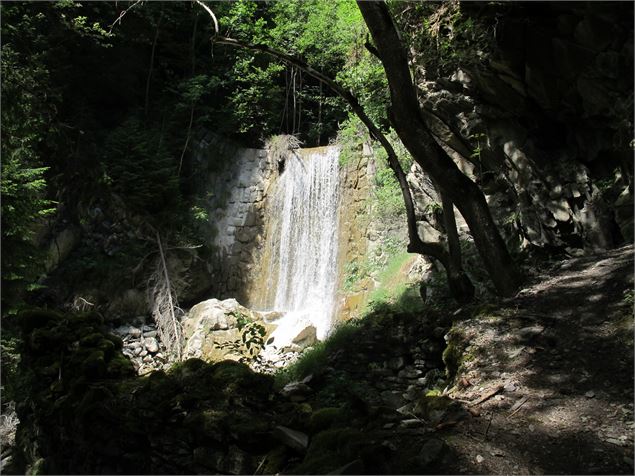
[275,319,363,385]
[372,164,406,218]
[0,11,58,311]
[101,117,180,219]
[214,311,266,364]
[363,251,424,315]
[393,1,495,78]
[336,116,367,167]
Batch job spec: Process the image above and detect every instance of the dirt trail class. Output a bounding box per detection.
[440,244,634,475]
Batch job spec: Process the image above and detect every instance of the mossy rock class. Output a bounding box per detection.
[184,409,226,444]
[442,327,466,381]
[260,445,289,475]
[106,353,135,378]
[171,357,207,378]
[82,350,106,377]
[228,414,273,452]
[294,428,366,474]
[212,360,273,395]
[19,309,62,333]
[79,332,104,347]
[28,327,65,352]
[308,406,348,434]
[412,394,453,421]
[105,333,124,350]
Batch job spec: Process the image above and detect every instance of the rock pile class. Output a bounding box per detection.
[113,320,169,374]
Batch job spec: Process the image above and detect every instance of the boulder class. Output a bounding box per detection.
[292,325,317,348]
[144,337,159,353]
[182,298,276,363]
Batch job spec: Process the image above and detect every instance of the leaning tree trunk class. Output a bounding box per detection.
[358,0,521,297]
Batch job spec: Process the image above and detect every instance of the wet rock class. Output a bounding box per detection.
[129,327,142,338]
[292,326,317,348]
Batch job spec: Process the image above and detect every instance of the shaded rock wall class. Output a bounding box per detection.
[193,132,278,305]
[408,1,633,254]
[334,148,375,320]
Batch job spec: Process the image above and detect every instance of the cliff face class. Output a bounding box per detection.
[404,1,633,254]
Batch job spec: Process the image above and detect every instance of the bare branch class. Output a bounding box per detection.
[109,0,144,34]
[193,0,219,35]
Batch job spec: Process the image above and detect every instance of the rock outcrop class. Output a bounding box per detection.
[403,2,633,256]
[181,298,277,363]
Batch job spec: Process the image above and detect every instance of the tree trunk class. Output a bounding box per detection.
[440,190,474,302]
[357,1,521,297]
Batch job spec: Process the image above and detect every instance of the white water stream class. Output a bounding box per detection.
[262,146,340,353]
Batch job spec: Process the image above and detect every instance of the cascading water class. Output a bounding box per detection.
[261,146,340,352]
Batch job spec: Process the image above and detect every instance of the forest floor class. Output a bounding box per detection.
[437,244,634,475]
[6,246,633,475]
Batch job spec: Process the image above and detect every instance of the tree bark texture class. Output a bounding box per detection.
[357,1,521,297]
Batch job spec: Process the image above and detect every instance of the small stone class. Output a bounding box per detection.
[398,367,423,379]
[518,325,544,339]
[386,356,405,371]
[144,337,159,353]
[476,455,484,464]
[585,390,595,399]
[143,330,158,338]
[504,382,517,392]
[129,327,142,338]
[399,418,424,428]
[280,382,312,399]
[605,437,623,446]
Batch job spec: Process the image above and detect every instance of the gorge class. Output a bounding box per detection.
[1,1,633,475]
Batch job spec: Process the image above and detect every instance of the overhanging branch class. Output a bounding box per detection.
[209,35,450,269]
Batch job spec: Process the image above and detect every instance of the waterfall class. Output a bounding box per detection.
[262,146,340,349]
